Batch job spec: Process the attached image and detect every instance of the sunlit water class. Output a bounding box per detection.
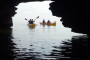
[9,1,87,60]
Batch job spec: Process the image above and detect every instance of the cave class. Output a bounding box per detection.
[0,0,90,35]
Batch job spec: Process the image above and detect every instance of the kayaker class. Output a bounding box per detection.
[28,19,31,24]
[47,20,51,24]
[31,19,35,24]
[42,19,46,23]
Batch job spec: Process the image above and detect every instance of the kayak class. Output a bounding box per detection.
[39,21,56,26]
[27,23,36,27]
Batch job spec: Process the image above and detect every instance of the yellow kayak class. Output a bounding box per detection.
[39,21,56,26]
[27,23,36,27]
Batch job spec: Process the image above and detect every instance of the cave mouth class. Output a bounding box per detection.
[0,0,89,35]
[12,1,83,36]
[12,1,62,25]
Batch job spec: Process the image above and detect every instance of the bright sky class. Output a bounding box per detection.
[13,1,61,24]
[16,1,52,13]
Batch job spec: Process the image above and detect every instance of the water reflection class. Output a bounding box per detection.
[41,24,46,27]
[0,28,89,60]
[45,35,89,60]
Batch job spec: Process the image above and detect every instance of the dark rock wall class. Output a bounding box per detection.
[0,1,17,29]
[49,0,90,35]
[0,0,44,29]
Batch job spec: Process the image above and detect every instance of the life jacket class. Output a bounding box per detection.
[43,21,45,23]
[29,21,31,24]
[31,21,33,24]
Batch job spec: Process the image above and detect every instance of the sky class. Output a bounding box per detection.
[12,1,61,24]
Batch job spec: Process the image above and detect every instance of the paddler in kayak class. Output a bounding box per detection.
[31,19,35,24]
[28,19,31,24]
[47,20,51,24]
[28,19,35,24]
[42,19,46,23]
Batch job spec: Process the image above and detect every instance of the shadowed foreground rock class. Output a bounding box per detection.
[49,0,90,35]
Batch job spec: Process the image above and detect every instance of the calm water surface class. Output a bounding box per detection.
[0,1,89,60]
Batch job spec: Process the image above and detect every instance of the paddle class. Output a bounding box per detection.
[25,18,27,20]
[25,18,29,22]
[25,16,39,26]
[33,16,39,21]
[25,16,39,21]
[33,16,39,26]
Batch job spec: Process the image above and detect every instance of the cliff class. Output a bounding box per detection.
[49,0,90,35]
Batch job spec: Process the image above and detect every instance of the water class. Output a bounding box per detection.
[0,1,89,60]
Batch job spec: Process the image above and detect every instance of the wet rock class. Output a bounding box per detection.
[49,0,90,35]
